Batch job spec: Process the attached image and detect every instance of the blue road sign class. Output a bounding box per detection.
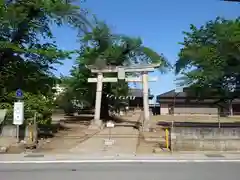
[16,89,23,98]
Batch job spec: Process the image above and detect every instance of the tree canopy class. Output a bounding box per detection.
[0,0,90,122]
[61,21,170,118]
[0,0,89,96]
[175,17,240,101]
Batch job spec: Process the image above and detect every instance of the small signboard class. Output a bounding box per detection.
[106,121,115,128]
[104,139,115,146]
[13,102,24,125]
[120,111,124,116]
[118,67,125,80]
[16,89,23,99]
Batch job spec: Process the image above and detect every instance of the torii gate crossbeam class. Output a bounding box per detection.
[87,64,160,129]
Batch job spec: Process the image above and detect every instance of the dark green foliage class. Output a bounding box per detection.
[0,0,90,124]
[175,17,240,101]
[63,21,170,119]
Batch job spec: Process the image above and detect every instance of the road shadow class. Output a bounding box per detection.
[111,116,142,130]
[114,123,140,130]
[62,115,93,125]
[38,123,70,139]
[38,114,94,139]
[111,115,140,124]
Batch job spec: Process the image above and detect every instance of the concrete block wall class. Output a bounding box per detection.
[171,127,240,151]
[0,125,33,140]
[173,107,218,115]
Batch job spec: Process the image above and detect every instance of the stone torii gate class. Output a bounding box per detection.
[87,64,160,128]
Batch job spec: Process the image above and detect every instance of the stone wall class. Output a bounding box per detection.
[171,127,240,151]
[0,125,34,140]
[173,107,218,115]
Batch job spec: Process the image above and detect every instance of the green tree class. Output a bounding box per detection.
[223,0,240,2]
[0,91,54,125]
[0,0,90,98]
[175,17,240,103]
[67,21,170,119]
[0,0,91,123]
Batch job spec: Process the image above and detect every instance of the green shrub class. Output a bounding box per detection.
[0,91,54,126]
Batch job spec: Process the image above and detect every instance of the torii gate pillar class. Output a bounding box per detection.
[142,72,150,123]
[87,64,160,129]
[94,73,103,124]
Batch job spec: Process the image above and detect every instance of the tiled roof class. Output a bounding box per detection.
[156,89,240,103]
[128,88,154,99]
[128,88,143,97]
[157,90,187,98]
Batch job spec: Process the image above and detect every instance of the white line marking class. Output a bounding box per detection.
[0,159,240,164]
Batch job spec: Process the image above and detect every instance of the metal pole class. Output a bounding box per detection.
[109,128,111,140]
[171,120,174,153]
[34,112,37,143]
[94,73,103,123]
[218,114,221,128]
[16,99,20,143]
[165,128,169,150]
[16,125,19,143]
[31,112,37,143]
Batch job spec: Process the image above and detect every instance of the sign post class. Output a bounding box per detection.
[105,121,115,146]
[14,89,24,142]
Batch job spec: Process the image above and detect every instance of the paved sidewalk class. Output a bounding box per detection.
[69,113,141,155]
[0,137,16,152]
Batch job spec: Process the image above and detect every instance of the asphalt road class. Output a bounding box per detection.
[0,162,239,180]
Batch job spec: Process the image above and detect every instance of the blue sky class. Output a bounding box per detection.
[52,0,239,101]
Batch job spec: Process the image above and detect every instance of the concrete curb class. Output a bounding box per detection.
[1,159,240,164]
[1,152,240,161]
